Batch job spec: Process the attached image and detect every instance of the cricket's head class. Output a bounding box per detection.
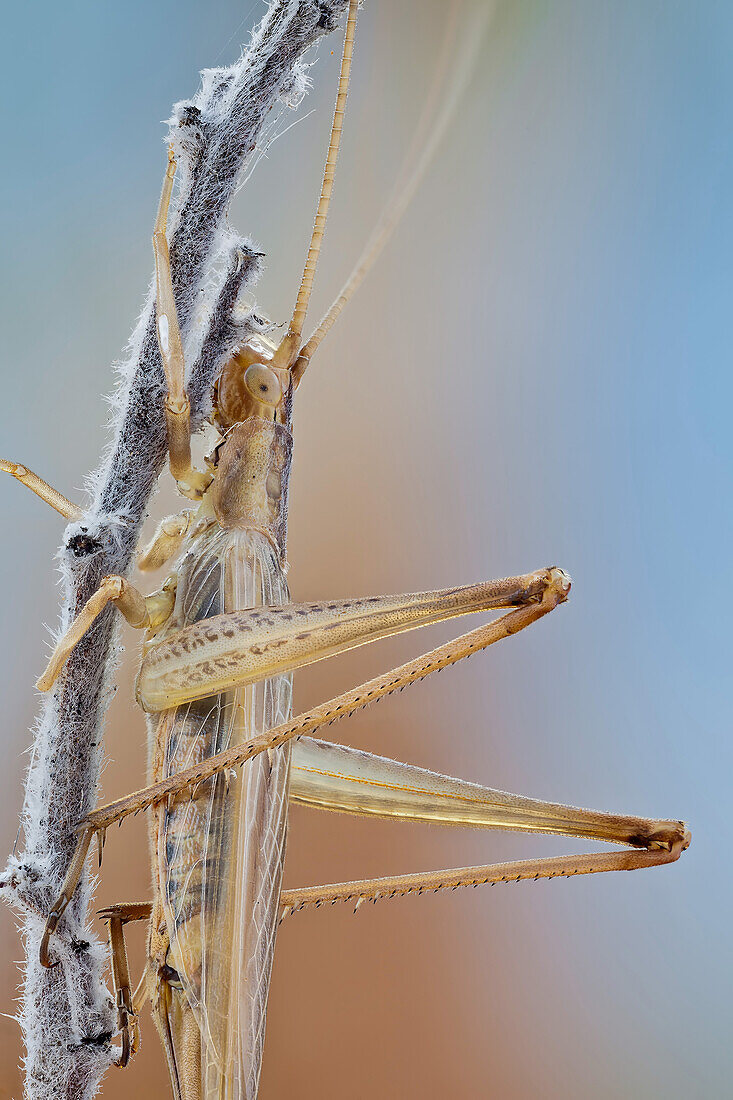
[213,333,295,432]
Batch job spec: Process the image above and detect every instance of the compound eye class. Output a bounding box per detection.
[243,363,282,407]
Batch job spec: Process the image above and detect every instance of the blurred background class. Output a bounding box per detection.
[0,1,730,1097]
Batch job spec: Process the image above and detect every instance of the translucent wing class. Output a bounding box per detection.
[156,526,292,1099]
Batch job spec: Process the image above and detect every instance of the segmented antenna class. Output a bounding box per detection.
[276,0,359,369]
[292,0,492,385]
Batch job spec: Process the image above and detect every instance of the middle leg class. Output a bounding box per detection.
[37,574,176,691]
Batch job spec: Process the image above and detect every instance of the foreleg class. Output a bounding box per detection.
[153,148,211,499]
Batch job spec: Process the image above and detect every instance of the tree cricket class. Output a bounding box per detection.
[2,3,690,1098]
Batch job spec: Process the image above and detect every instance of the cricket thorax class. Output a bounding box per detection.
[208,417,292,551]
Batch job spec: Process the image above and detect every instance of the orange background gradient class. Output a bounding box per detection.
[0,2,728,1097]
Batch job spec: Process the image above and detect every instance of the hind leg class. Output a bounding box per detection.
[283,736,689,917]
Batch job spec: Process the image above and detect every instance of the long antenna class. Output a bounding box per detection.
[292,1,493,384]
[276,0,359,368]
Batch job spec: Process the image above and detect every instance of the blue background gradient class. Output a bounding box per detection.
[0,3,729,1097]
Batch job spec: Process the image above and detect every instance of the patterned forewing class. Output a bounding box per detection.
[155,526,292,1099]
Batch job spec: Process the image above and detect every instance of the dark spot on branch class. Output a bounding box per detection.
[76,1031,113,1049]
[180,104,202,126]
[67,532,103,558]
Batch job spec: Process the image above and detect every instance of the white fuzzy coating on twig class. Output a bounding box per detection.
[0,4,349,1099]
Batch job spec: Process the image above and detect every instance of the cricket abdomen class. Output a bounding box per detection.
[150,525,292,1100]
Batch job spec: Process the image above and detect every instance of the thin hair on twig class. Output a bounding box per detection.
[0,6,351,1100]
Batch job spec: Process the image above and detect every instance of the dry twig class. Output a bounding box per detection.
[0,4,349,1097]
